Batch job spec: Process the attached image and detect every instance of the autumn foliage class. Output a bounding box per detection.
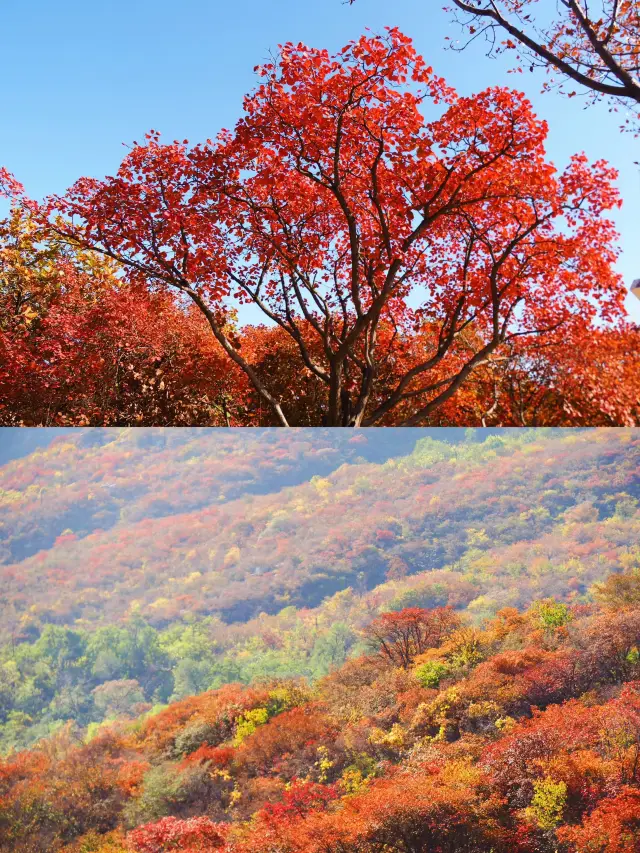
[127,816,228,852]
[2,586,640,852]
[1,427,637,644]
[1,30,638,426]
[0,428,638,757]
[445,0,640,133]
[362,606,461,667]
[0,208,250,426]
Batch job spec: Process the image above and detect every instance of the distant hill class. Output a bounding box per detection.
[0,427,423,566]
[0,428,76,466]
[1,428,637,636]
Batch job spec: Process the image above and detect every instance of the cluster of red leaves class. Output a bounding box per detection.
[179,746,235,771]
[259,778,339,824]
[127,816,228,852]
[559,788,640,853]
[362,606,461,668]
[0,210,251,426]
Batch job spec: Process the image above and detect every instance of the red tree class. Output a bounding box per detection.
[30,29,627,426]
[363,606,461,668]
[259,779,339,824]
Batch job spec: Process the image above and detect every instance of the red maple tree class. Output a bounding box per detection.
[363,606,461,668]
[24,29,628,427]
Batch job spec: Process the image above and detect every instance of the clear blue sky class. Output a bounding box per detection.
[1,0,638,321]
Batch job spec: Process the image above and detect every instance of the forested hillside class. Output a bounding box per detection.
[1,579,639,853]
[2,429,638,631]
[0,427,421,567]
[0,428,638,756]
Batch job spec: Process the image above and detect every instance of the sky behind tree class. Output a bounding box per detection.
[2,0,638,320]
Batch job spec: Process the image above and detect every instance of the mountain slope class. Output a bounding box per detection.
[0,427,638,757]
[1,590,639,853]
[1,428,637,635]
[0,427,422,566]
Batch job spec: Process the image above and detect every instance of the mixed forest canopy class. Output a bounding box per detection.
[0,427,638,760]
[1,564,640,852]
[1,28,639,427]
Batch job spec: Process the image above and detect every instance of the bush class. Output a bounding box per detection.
[173,721,220,757]
[414,661,451,689]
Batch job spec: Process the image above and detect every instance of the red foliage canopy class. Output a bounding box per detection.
[31,29,628,426]
[363,606,461,668]
[127,816,228,852]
